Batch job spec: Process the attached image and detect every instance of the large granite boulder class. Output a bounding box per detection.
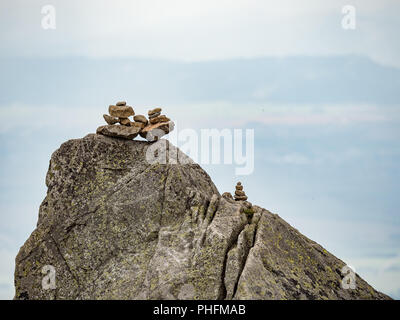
[14,134,390,300]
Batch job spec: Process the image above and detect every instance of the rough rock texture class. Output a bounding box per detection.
[140,121,175,142]
[14,134,390,300]
[149,111,161,119]
[103,114,119,125]
[96,125,140,140]
[148,108,162,116]
[150,115,170,124]
[133,115,148,125]
[108,105,134,118]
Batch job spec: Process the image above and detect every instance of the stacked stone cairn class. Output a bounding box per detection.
[139,107,173,142]
[234,182,248,201]
[97,101,174,142]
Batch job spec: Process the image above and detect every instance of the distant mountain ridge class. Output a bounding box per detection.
[1,55,399,107]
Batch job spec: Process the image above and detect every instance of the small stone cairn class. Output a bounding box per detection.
[97,101,174,142]
[139,107,173,141]
[234,182,248,201]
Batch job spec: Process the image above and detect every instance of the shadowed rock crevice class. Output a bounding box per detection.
[14,134,391,300]
[221,203,261,300]
[232,213,260,299]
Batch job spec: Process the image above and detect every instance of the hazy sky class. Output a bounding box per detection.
[1,0,400,66]
[0,0,399,300]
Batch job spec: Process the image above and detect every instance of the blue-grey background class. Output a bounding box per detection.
[0,0,399,299]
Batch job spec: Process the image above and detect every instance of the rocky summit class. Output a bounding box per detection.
[14,134,390,300]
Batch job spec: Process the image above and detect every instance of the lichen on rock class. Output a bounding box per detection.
[14,134,391,300]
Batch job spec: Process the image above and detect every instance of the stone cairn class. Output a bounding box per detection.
[97,101,174,142]
[234,182,248,201]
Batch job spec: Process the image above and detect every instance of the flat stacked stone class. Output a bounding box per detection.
[133,115,148,130]
[107,102,135,127]
[96,125,140,140]
[97,102,175,142]
[140,121,175,142]
[150,115,170,125]
[103,114,119,125]
[140,107,174,142]
[148,108,161,119]
[97,101,139,139]
[109,104,135,118]
[234,182,248,201]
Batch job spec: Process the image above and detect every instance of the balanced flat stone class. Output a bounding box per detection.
[96,124,140,140]
[149,112,161,119]
[109,105,135,118]
[103,114,119,125]
[234,182,248,201]
[235,190,246,197]
[134,115,148,124]
[140,121,175,142]
[235,195,248,201]
[116,101,126,106]
[148,108,162,116]
[119,118,131,126]
[150,115,170,124]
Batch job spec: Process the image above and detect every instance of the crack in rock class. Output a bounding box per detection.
[14,134,392,300]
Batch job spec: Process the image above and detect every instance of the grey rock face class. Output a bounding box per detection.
[14,134,390,300]
[150,115,170,125]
